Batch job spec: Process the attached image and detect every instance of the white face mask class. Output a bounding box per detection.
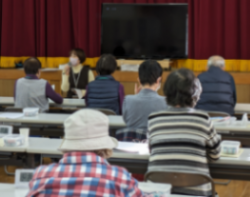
[156,84,161,92]
[69,57,79,66]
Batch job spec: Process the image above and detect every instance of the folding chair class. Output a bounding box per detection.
[145,171,215,197]
[207,111,230,117]
[116,128,147,142]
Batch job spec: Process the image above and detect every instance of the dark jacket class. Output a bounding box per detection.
[196,66,236,115]
[86,75,121,115]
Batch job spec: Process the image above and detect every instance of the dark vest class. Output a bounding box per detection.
[67,66,89,98]
[86,75,120,114]
[196,66,234,115]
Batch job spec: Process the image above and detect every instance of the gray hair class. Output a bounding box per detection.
[207,55,225,68]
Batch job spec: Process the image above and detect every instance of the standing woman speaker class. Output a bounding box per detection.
[61,48,95,98]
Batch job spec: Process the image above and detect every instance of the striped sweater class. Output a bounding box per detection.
[147,107,221,196]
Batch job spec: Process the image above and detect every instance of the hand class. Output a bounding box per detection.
[63,65,70,76]
[134,83,142,94]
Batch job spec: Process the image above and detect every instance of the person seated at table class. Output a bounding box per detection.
[61,48,95,98]
[26,109,143,197]
[116,60,167,142]
[14,57,63,112]
[147,68,221,196]
[196,55,236,115]
[123,60,167,129]
[86,54,124,115]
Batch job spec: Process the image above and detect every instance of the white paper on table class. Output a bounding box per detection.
[73,89,83,99]
[116,142,149,154]
[0,113,23,119]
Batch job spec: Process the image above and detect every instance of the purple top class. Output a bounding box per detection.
[14,74,63,104]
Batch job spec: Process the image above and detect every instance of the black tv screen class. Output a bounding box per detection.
[101,4,188,59]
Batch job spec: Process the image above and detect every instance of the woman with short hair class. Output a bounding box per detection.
[147,68,221,196]
[61,48,95,98]
[86,54,124,114]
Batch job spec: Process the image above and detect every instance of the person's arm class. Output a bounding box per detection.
[119,84,125,115]
[80,70,95,97]
[124,170,144,197]
[46,83,63,104]
[206,121,221,161]
[122,97,128,123]
[84,86,88,105]
[88,69,95,83]
[230,75,237,106]
[14,80,17,101]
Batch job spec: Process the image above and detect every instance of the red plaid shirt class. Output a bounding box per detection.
[27,152,144,197]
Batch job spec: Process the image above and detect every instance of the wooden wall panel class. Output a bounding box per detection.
[0,69,250,104]
[0,79,15,96]
[235,84,250,103]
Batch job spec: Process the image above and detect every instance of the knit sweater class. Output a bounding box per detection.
[147,107,221,196]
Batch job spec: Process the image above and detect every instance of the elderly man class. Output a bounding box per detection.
[196,55,236,115]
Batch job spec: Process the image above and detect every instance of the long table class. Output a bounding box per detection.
[2,137,249,181]
[0,97,85,108]
[0,96,249,115]
[0,183,197,197]
[1,113,250,146]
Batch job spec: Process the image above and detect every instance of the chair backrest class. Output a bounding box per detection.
[207,111,230,117]
[90,108,116,115]
[145,171,215,197]
[4,107,23,112]
[116,128,147,142]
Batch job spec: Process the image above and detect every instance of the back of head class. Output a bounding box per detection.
[207,55,225,69]
[24,57,41,75]
[70,48,86,64]
[139,60,163,86]
[164,68,202,108]
[96,54,117,75]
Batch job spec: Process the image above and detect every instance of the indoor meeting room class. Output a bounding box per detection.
[0,0,250,197]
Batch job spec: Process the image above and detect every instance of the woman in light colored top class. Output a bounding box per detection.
[147,68,221,197]
[61,48,95,98]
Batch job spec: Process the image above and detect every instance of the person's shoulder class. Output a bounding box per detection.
[39,78,48,83]
[149,108,210,120]
[110,164,133,180]
[197,71,207,78]
[32,163,58,179]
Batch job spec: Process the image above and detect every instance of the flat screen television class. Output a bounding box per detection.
[101,3,188,59]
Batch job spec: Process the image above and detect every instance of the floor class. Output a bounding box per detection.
[1,165,250,197]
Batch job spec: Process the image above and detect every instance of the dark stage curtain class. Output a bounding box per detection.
[0,0,250,60]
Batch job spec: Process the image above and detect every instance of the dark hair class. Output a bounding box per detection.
[139,60,163,85]
[24,57,41,75]
[96,54,117,75]
[70,48,86,63]
[164,68,201,107]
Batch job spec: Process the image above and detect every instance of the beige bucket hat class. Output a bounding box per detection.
[58,109,118,152]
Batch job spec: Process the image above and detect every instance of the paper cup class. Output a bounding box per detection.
[19,128,30,145]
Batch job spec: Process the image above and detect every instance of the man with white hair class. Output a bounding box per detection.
[196,55,236,115]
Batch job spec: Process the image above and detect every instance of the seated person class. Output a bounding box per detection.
[147,68,221,196]
[61,48,95,98]
[15,57,63,112]
[26,109,143,197]
[122,60,167,129]
[86,54,124,114]
[196,55,236,115]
